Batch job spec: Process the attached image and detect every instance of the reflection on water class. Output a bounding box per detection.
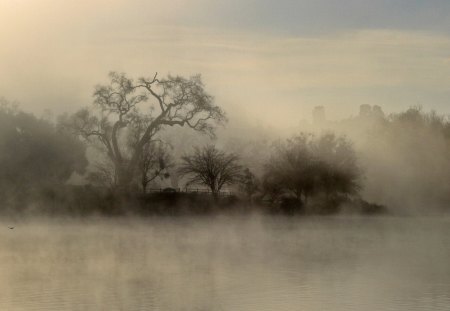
[0,215,449,310]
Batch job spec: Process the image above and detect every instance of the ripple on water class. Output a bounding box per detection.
[0,216,449,311]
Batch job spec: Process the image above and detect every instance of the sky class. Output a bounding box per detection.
[0,0,449,128]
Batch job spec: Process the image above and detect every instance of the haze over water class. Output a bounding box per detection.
[1,1,450,310]
[1,215,449,311]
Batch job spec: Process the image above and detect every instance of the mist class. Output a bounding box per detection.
[297,105,450,214]
[1,215,449,310]
[2,1,450,310]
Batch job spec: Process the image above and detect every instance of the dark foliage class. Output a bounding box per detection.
[0,104,88,210]
[263,132,361,213]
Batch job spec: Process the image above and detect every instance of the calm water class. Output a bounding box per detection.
[0,215,449,310]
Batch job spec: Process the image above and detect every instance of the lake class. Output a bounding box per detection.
[0,215,449,310]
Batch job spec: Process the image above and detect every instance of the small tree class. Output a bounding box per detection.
[137,141,173,193]
[178,145,242,198]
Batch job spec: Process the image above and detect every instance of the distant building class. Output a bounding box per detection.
[372,105,385,118]
[312,106,326,124]
[359,104,385,119]
[359,104,372,117]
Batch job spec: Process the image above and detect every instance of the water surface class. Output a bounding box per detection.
[1,215,449,310]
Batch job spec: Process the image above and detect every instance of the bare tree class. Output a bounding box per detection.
[62,72,226,190]
[85,142,173,193]
[137,141,173,193]
[178,145,242,198]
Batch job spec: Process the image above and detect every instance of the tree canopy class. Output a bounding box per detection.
[62,72,226,189]
[263,133,360,207]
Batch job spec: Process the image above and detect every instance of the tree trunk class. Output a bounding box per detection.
[141,179,148,193]
[116,166,134,192]
[211,185,220,202]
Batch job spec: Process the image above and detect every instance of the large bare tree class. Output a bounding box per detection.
[64,72,226,189]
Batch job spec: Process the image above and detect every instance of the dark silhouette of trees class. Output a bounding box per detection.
[62,72,226,190]
[263,134,316,204]
[392,106,450,136]
[178,145,242,198]
[309,133,360,199]
[263,133,360,210]
[0,103,87,205]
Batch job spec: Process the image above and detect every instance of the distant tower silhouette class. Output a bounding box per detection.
[312,106,326,124]
[359,104,372,117]
[372,105,385,118]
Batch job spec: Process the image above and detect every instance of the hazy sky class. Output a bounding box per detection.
[1,0,449,128]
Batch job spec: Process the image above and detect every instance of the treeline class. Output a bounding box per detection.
[360,107,450,212]
[0,103,379,216]
[1,72,449,216]
[305,105,450,213]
